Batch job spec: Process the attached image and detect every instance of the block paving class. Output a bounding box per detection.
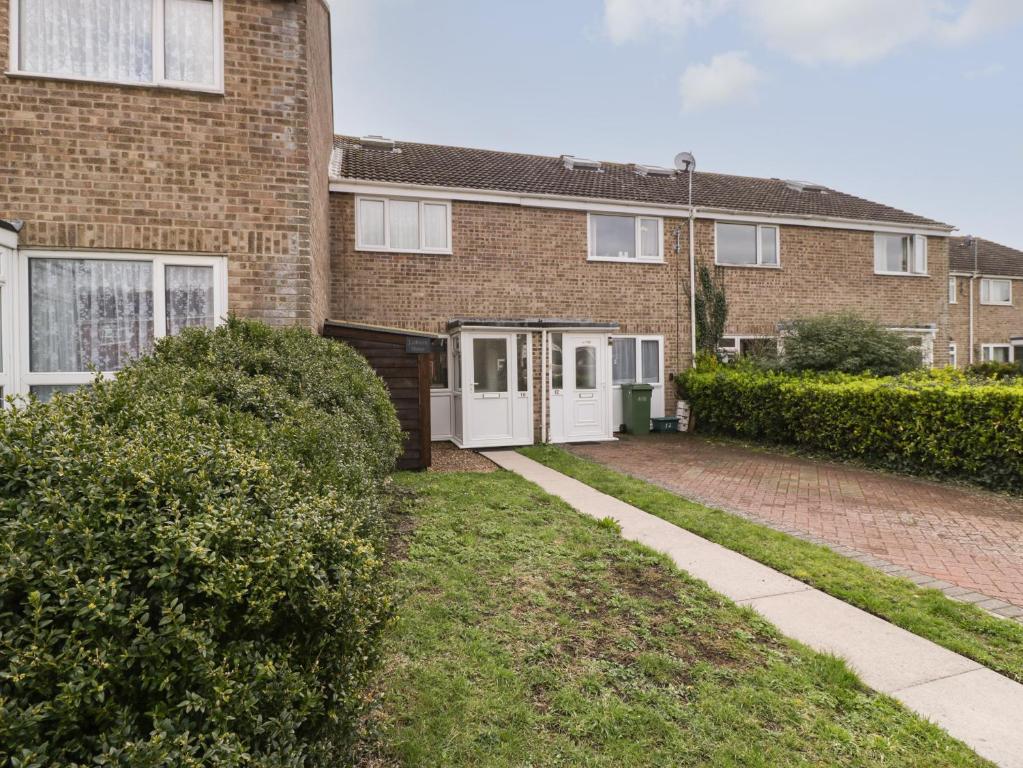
[569,434,1023,621]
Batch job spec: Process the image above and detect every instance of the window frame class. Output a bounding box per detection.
[948,342,957,369]
[873,233,928,276]
[17,250,228,395]
[430,337,451,391]
[948,275,957,304]
[718,334,778,361]
[0,246,14,398]
[714,221,780,268]
[8,0,225,93]
[981,343,1012,363]
[609,335,664,388]
[355,196,453,255]
[980,278,1013,306]
[587,213,664,264]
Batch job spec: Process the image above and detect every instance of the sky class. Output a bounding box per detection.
[328,0,1023,248]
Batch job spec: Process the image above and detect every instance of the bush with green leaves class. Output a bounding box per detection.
[0,319,402,767]
[965,360,1021,381]
[679,366,1023,490]
[780,313,922,376]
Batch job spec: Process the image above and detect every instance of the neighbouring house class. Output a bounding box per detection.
[0,0,334,401]
[0,2,980,467]
[948,237,1023,366]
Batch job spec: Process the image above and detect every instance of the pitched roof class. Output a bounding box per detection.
[950,237,1023,277]
[332,136,953,230]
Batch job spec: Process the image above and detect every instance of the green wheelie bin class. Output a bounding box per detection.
[620,383,653,435]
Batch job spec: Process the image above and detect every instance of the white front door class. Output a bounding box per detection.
[463,331,533,447]
[558,333,611,442]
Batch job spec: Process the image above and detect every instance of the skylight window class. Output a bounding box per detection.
[561,155,602,171]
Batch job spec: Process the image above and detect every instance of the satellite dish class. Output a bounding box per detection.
[674,151,695,172]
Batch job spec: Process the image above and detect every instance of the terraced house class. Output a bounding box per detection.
[948,237,1023,366]
[1,1,991,465]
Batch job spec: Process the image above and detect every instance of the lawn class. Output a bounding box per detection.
[520,444,1023,685]
[361,470,987,767]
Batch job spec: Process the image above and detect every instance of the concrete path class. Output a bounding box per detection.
[482,449,1023,768]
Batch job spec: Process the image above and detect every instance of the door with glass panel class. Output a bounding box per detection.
[561,334,611,441]
[464,332,532,447]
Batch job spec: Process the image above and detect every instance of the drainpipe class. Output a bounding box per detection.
[689,199,697,366]
[968,236,978,365]
[540,329,548,443]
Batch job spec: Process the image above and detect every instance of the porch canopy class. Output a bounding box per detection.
[446,318,619,331]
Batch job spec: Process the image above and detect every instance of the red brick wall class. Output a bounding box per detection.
[0,0,332,329]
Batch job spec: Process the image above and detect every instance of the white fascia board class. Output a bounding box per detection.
[701,208,953,236]
[329,179,955,235]
[0,228,18,249]
[331,180,682,218]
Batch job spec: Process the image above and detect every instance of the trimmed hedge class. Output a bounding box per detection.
[0,319,402,767]
[680,367,1023,491]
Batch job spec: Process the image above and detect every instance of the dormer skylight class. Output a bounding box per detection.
[360,135,398,150]
[561,155,602,171]
[785,179,827,193]
[633,164,676,177]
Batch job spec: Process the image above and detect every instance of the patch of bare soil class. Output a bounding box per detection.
[428,442,498,473]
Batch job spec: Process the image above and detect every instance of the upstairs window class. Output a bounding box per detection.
[981,278,1012,306]
[589,214,662,262]
[874,234,927,275]
[13,0,223,90]
[715,222,779,267]
[949,276,957,304]
[356,197,452,254]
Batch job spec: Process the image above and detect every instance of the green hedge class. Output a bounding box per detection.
[680,367,1023,490]
[0,319,402,767]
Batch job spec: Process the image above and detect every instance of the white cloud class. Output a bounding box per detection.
[603,0,731,44]
[604,0,1023,62]
[679,51,764,111]
[744,0,1023,65]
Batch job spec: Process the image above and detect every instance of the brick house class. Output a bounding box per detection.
[1,4,983,459]
[328,138,956,449]
[0,0,333,399]
[949,237,1023,366]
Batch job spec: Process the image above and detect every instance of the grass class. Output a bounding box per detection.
[520,444,1023,684]
[361,470,989,766]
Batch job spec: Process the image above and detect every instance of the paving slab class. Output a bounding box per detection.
[483,449,1023,768]
[740,589,980,693]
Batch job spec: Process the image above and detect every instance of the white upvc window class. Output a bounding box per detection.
[588,214,663,263]
[715,222,779,267]
[980,278,1012,306]
[356,196,452,254]
[874,233,927,275]
[948,342,957,368]
[718,335,777,361]
[10,0,224,92]
[611,336,663,385]
[949,276,957,304]
[982,344,1011,363]
[0,246,14,399]
[18,251,228,400]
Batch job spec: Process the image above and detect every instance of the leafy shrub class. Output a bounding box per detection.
[0,319,402,767]
[679,366,1023,490]
[780,313,921,376]
[966,361,1021,381]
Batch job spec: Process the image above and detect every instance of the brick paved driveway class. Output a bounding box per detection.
[569,434,1023,613]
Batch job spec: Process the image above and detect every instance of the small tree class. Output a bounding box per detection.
[781,313,921,376]
[693,264,728,356]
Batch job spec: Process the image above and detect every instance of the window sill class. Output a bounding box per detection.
[5,70,224,96]
[874,271,929,277]
[355,246,453,256]
[714,262,781,270]
[587,257,665,265]
[980,302,1014,307]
